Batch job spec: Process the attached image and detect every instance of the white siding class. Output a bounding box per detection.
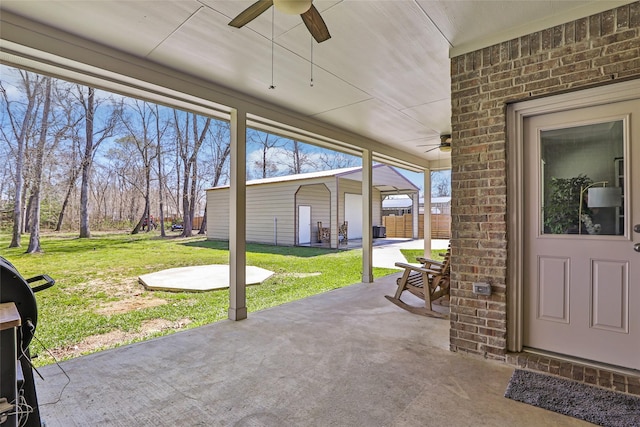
[207,177,332,246]
[207,188,230,240]
[246,183,295,245]
[373,189,382,226]
[207,175,383,246]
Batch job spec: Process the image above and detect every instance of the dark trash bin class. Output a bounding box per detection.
[373,226,387,238]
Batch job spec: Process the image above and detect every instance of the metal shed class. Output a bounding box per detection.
[206,165,419,248]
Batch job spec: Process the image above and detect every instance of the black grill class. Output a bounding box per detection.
[0,256,55,427]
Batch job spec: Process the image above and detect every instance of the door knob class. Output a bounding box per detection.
[635,224,640,233]
[635,243,640,253]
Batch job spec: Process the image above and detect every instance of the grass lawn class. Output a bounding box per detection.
[400,249,447,264]
[0,232,397,366]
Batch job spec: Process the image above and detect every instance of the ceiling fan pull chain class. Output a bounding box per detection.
[269,7,276,89]
[310,35,314,87]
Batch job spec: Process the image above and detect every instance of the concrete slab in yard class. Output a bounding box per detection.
[138,265,274,292]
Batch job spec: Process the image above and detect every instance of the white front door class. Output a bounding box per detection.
[298,205,311,245]
[523,98,640,370]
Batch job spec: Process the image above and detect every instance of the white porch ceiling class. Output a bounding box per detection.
[0,1,631,169]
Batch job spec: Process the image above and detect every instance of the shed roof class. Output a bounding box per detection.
[208,164,420,194]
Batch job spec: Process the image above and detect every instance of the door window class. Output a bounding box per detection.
[540,121,624,236]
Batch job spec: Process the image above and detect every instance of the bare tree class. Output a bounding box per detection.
[54,82,84,231]
[153,105,169,237]
[75,86,120,238]
[281,140,312,175]
[26,77,53,253]
[1,71,42,247]
[316,151,359,170]
[108,144,142,225]
[173,110,211,236]
[250,130,283,179]
[172,126,182,221]
[118,100,159,234]
[198,120,231,234]
[431,170,451,197]
[54,139,80,231]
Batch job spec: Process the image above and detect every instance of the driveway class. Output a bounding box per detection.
[373,238,449,269]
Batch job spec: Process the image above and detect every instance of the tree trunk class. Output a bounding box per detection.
[7,74,39,248]
[198,205,207,234]
[26,198,41,253]
[155,106,166,237]
[131,202,148,235]
[79,87,95,238]
[137,167,152,234]
[175,112,210,238]
[27,77,52,254]
[55,172,77,231]
[293,140,302,174]
[24,191,35,233]
[189,161,197,224]
[181,164,192,236]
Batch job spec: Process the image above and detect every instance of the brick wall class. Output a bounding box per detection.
[449,3,640,360]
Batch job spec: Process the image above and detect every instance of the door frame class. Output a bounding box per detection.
[506,79,640,353]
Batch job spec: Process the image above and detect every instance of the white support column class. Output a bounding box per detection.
[423,168,432,256]
[362,150,373,283]
[412,192,419,239]
[229,107,247,321]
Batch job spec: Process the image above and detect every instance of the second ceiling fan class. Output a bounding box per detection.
[229,0,331,43]
[418,135,452,153]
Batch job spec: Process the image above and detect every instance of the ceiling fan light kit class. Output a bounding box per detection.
[273,0,312,15]
[417,134,452,153]
[439,135,452,152]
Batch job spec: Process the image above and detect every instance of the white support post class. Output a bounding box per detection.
[412,192,419,239]
[362,150,373,283]
[423,168,432,257]
[229,107,247,321]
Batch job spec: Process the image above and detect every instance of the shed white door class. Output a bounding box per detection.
[298,205,311,245]
[523,99,640,370]
[345,193,362,239]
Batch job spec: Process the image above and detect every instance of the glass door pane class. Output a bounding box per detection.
[540,121,624,235]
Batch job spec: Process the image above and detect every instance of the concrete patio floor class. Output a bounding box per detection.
[33,272,590,427]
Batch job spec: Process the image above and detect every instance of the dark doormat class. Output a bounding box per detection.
[505,370,640,427]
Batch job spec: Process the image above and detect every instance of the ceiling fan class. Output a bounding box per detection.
[229,0,331,43]
[418,135,452,153]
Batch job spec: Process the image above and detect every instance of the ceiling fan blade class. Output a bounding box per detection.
[424,146,440,153]
[229,0,274,28]
[416,143,439,147]
[301,5,331,43]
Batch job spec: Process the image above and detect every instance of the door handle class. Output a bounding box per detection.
[635,243,640,253]
[635,224,640,233]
